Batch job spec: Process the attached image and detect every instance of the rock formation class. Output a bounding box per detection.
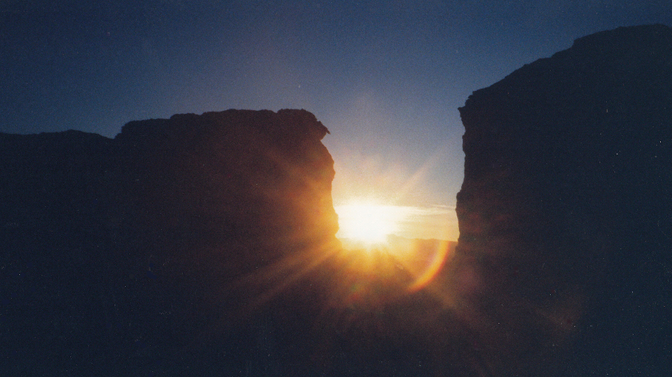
[452,24,672,375]
[1,109,342,376]
[6,24,672,376]
[0,107,464,376]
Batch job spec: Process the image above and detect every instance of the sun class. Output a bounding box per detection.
[335,202,402,244]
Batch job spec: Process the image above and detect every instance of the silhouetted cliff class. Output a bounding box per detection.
[0,108,464,377]
[453,24,672,375]
[1,109,341,375]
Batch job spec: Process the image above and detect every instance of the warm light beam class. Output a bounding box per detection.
[335,202,402,244]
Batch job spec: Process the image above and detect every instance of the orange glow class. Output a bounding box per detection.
[405,240,453,292]
[333,199,455,296]
[335,235,454,297]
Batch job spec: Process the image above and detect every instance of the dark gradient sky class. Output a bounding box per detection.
[2,1,671,240]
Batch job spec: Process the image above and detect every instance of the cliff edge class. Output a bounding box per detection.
[1,109,340,375]
[453,24,672,375]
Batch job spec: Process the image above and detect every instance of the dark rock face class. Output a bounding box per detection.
[0,108,464,377]
[453,24,672,375]
[1,109,341,376]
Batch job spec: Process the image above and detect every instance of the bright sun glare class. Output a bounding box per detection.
[335,202,403,244]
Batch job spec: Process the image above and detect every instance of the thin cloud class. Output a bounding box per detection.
[395,204,458,241]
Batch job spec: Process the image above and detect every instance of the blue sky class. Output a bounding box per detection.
[2,0,671,240]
